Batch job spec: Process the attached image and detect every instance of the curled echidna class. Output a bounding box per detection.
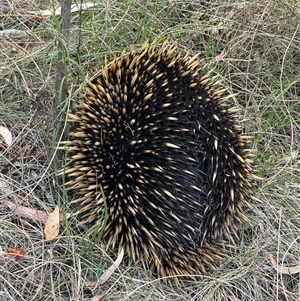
[62,41,254,281]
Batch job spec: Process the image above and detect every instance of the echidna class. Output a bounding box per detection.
[62,41,254,281]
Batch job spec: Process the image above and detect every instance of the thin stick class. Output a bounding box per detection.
[54,0,72,169]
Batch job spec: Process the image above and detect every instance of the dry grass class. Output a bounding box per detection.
[0,0,300,300]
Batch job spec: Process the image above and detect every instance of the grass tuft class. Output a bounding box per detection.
[0,0,299,300]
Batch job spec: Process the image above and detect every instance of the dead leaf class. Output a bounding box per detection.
[7,247,25,260]
[44,206,60,241]
[227,295,241,301]
[91,292,106,301]
[0,247,5,257]
[4,200,49,223]
[279,151,298,164]
[0,179,12,196]
[0,29,29,37]
[99,248,124,285]
[26,2,96,17]
[0,125,12,146]
[214,49,226,62]
[3,200,65,224]
[269,254,300,275]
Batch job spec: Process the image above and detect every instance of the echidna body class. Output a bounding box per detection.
[63,41,254,280]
